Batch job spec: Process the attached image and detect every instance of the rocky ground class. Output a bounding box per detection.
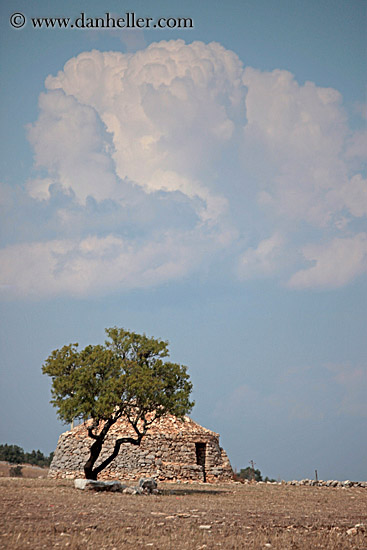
[1,477,366,549]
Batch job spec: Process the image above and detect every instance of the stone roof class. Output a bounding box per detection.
[68,414,219,440]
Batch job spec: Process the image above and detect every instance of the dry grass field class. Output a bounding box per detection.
[0,462,49,479]
[1,475,366,550]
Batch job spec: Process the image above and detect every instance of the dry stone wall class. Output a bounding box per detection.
[49,415,233,483]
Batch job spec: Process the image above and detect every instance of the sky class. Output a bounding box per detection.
[0,0,366,482]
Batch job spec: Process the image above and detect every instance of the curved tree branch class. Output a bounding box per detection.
[93,434,143,476]
[87,426,99,440]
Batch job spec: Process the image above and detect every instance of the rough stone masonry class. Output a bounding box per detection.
[49,414,233,483]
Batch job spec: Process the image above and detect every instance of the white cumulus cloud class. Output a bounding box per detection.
[0,232,212,298]
[288,233,367,289]
[28,90,119,203]
[237,233,286,279]
[43,40,245,222]
[242,67,364,227]
[1,40,366,298]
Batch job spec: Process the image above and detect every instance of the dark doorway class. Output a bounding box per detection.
[195,442,206,482]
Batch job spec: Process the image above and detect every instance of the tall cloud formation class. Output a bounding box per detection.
[36,40,244,220]
[1,40,366,297]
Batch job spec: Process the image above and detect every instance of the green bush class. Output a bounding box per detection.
[238,466,263,482]
[9,465,23,477]
[234,467,276,483]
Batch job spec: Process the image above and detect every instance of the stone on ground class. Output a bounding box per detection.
[74,479,125,491]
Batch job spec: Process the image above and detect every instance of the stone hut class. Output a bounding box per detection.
[49,414,233,483]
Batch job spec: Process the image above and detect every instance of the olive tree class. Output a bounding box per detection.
[42,327,194,480]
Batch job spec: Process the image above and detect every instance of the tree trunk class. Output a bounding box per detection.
[84,438,104,480]
[93,435,142,478]
[83,418,144,480]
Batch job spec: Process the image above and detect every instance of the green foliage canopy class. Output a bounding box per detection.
[43,328,194,425]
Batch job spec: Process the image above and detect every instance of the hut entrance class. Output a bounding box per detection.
[195,442,206,482]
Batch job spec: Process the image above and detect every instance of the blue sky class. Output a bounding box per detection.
[1,0,366,481]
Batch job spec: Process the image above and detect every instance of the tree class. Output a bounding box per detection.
[0,444,24,464]
[238,466,263,482]
[24,449,51,467]
[42,327,194,480]
[0,445,53,467]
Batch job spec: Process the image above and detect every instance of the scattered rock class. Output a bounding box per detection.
[347,523,365,536]
[123,486,142,495]
[282,479,367,489]
[139,477,158,494]
[74,479,88,490]
[121,479,159,495]
[199,525,212,530]
[74,479,125,492]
